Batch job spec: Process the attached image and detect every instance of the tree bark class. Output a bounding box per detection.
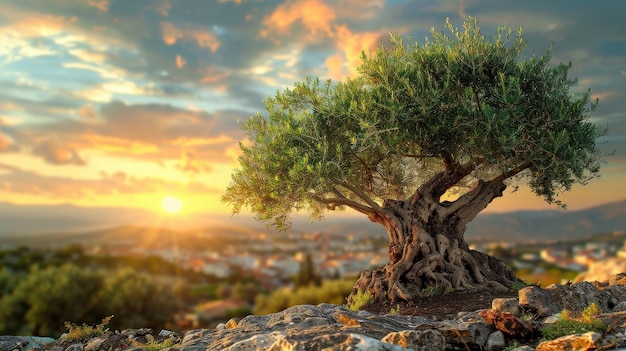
[350,179,519,304]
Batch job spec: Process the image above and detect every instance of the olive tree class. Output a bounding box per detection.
[223,18,604,303]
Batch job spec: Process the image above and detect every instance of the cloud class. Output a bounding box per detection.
[32,138,86,166]
[160,21,221,51]
[0,162,219,199]
[87,0,110,12]
[0,133,18,152]
[262,0,336,37]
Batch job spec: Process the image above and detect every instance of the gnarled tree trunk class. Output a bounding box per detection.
[350,176,519,304]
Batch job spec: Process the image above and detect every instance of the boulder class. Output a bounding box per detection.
[478,310,534,337]
[492,297,520,316]
[485,331,505,351]
[380,330,445,351]
[535,331,617,351]
[0,337,56,351]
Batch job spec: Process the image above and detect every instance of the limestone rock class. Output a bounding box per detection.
[435,311,492,348]
[478,310,533,337]
[0,337,56,351]
[380,330,445,351]
[492,297,520,316]
[518,285,559,316]
[535,331,617,351]
[485,331,505,351]
[519,281,614,316]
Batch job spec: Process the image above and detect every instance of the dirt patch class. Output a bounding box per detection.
[362,290,519,320]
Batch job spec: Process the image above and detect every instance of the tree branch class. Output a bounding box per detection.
[444,160,533,224]
[314,196,376,216]
[417,156,484,202]
[337,182,384,212]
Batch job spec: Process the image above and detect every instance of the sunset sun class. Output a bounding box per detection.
[161,196,183,214]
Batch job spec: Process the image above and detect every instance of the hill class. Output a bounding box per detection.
[0,200,625,245]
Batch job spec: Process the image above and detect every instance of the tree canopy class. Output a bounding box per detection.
[223,18,603,230]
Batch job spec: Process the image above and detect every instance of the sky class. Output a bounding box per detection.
[0,0,625,219]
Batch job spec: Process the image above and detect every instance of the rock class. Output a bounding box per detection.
[0,337,56,351]
[435,311,492,348]
[485,331,505,351]
[509,346,534,351]
[158,330,173,337]
[64,344,83,351]
[519,281,614,316]
[613,301,626,312]
[492,297,520,316]
[518,285,559,316]
[224,318,239,329]
[478,310,533,337]
[380,330,445,351]
[535,331,617,351]
[83,337,106,351]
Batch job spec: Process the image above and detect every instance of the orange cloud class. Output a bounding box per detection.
[78,104,99,122]
[32,138,86,165]
[176,54,187,68]
[263,0,336,36]
[160,22,221,52]
[0,133,17,152]
[156,0,172,16]
[87,0,110,12]
[177,150,212,173]
[328,25,383,79]
[198,66,229,84]
[325,54,344,81]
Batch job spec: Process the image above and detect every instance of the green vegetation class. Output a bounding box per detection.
[540,303,608,340]
[390,304,402,315]
[133,335,176,351]
[511,280,530,292]
[345,288,374,311]
[0,248,182,337]
[254,278,354,315]
[63,316,113,342]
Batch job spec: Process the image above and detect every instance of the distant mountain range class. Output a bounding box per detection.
[1,199,625,244]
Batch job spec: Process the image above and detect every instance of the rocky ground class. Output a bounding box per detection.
[5,276,626,351]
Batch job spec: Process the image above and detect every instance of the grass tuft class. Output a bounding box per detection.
[63,315,113,341]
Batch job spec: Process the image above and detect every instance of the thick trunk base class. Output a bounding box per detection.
[349,241,518,305]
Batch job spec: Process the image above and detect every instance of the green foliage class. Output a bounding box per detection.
[346,288,374,311]
[390,304,401,315]
[225,306,252,320]
[0,264,105,336]
[511,280,530,292]
[223,17,603,230]
[294,253,322,288]
[133,335,176,351]
[98,267,181,331]
[0,263,180,337]
[254,278,354,315]
[502,341,522,351]
[63,315,113,342]
[419,284,443,297]
[540,303,608,340]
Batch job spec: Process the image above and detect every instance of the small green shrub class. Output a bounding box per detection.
[133,335,175,351]
[540,303,608,340]
[419,284,442,297]
[390,304,401,315]
[345,289,374,311]
[502,341,522,351]
[511,280,529,292]
[63,315,113,341]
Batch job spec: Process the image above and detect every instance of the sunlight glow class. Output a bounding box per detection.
[162,196,183,214]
